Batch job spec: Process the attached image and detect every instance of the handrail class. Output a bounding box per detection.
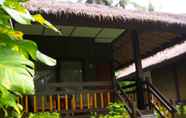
[117,79,176,118]
[48,81,112,88]
[115,80,142,117]
[115,80,133,109]
[35,89,112,95]
[151,103,165,118]
[145,81,177,113]
[121,83,136,90]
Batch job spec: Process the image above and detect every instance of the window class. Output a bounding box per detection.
[59,61,83,82]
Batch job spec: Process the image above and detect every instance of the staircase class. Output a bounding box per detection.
[114,79,177,118]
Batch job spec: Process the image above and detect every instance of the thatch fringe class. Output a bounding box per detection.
[24,0,186,30]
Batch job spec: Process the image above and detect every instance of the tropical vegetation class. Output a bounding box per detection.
[91,102,129,118]
[0,0,60,117]
[28,112,60,118]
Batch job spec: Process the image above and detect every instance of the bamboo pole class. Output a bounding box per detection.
[80,93,83,112]
[41,96,45,112]
[65,95,68,112]
[100,92,104,108]
[94,93,97,109]
[33,96,37,112]
[72,95,76,112]
[49,96,53,112]
[57,95,61,112]
[25,96,28,113]
[87,93,90,110]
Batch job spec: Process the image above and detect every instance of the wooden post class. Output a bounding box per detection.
[65,95,68,112]
[49,96,53,112]
[87,93,90,110]
[173,65,181,103]
[131,30,146,109]
[57,95,61,112]
[33,96,37,112]
[41,96,45,112]
[25,96,28,113]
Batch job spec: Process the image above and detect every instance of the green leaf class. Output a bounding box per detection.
[36,51,56,66]
[0,85,20,113]
[0,47,35,94]
[0,36,37,59]
[3,0,27,12]
[33,14,61,34]
[2,5,33,24]
[16,39,37,60]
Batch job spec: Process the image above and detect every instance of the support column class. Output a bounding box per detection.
[131,30,146,109]
[173,65,181,103]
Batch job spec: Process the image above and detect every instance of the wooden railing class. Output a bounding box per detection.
[117,79,177,118]
[115,80,142,118]
[18,81,113,113]
[145,81,177,118]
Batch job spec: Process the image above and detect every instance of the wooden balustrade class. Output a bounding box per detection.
[17,90,112,113]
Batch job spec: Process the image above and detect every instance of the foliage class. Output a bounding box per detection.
[0,0,60,117]
[176,104,186,117]
[91,102,130,118]
[29,112,60,118]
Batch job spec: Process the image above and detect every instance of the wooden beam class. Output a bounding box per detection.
[48,81,112,88]
[131,30,146,109]
[118,50,186,81]
[24,34,94,40]
[115,34,186,71]
[173,64,181,103]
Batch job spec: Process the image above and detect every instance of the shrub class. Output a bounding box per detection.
[29,112,60,118]
[91,102,130,118]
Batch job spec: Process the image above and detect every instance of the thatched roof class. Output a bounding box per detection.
[116,40,186,79]
[24,0,186,73]
[24,0,186,32]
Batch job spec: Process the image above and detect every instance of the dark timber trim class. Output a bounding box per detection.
[131,30,146,109]
[173,64,181,102]
[115,34,186,70]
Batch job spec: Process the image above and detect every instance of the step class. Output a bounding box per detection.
[139,110,156,118]
[62,115,89,118]
[140,114,156,118]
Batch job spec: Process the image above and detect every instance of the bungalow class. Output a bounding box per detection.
[14,0,186,117]
[116,35,186,116]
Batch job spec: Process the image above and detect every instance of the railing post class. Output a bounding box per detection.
[65,95,68,112]
[131,30,146,110]
[131,101,136,118]
[33,96,37,112]
[25,96,28,113]
[87,93,90,110]
[80,93,83,112]
[57,95,61,112]
[146,81,152,111]
[41,96,45,112]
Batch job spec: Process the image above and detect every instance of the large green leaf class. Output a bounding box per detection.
[36,51,56,66]
[2,5,33,24]
[0,9,10,27]
[0,85,22,117]
[0,37,56,65]
[0,47,35,94]
[33,14,61,34]
[0,35,37,58]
